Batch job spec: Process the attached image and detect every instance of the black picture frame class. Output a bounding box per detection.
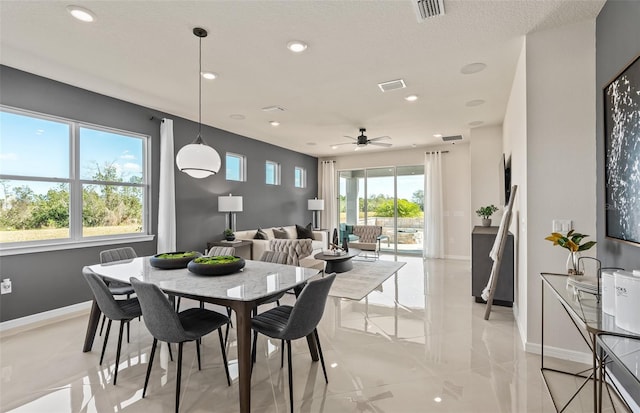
[603,54,640,246]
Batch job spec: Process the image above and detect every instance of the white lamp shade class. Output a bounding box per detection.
[219,195,243,212]
[308,199,325,211]
[176,143,221,178]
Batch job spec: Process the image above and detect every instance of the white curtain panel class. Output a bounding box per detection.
[318,160,337,234]
[157,118,176,253]
[424,151,444,258]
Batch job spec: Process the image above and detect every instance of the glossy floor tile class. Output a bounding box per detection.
[0,256,624,412]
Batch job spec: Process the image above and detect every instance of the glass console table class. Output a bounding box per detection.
[540,273,639,412]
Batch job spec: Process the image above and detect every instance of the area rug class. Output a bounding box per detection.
[329,260,406,301]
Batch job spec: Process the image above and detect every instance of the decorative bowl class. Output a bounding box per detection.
[149,251,203,269]
[187,255,245,276]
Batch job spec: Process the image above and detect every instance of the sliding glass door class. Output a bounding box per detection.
[338,165,424,255]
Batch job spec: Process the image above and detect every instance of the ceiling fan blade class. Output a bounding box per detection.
[368,141,392,147]
[330,142,354,148]
[370,135,391,141]
[343,135,357,141]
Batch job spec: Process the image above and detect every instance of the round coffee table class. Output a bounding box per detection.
[314,249,361,273]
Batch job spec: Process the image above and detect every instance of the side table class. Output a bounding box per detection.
[207,240,253,260]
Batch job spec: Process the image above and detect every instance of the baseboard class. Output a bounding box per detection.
[0,301,92,335]
[444,255,470,260]
[525,341,592,365]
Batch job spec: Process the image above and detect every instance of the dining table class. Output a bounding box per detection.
[82,256,321,413]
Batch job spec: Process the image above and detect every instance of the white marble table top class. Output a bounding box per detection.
[86,257,319,302]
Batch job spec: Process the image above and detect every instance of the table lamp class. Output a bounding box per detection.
[308,198,324,230]
[219,194,243,232]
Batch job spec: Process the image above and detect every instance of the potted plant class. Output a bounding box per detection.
[223,228,235,241]
[476,204,499,227]
[545,230,596,275]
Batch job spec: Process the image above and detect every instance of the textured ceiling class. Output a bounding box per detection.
[0,0,605,156]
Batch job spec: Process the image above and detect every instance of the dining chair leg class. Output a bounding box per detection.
[286,340,294,413]
[113,321,125,385]
[196,339,202,371]
[143,338,157,398]
[100,319,112,365]
[314,329,328,383]
[167,342,174,361]
[251,331,258,365]
[175,297,181,312]
[218,328,231,386]
[126,320,130,343]
[99,314,106,336]
[176,342,184,413]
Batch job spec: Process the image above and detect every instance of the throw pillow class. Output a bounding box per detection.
[296,223,314,239]
[273,227,288,239]
[254,228,269,240]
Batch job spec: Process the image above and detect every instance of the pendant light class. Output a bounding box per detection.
[175,27,221,178]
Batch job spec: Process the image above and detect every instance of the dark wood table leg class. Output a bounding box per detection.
[234,301,254,413]
[83,300,101,352]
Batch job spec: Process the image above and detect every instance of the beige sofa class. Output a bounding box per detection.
[233,225,328,261]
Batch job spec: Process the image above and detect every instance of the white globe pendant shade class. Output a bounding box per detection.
[176,140,221,178]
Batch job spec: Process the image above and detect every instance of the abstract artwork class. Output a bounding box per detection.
[604,55,640,246]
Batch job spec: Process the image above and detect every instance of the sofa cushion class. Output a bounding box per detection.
[296,223,314,240]
[273,227,288,239]
[254,228,269,240]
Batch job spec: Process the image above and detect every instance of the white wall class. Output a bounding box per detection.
[469,125,503,227]
[321,143,471,259]
[504,21,597,358]
[503,38,528,346]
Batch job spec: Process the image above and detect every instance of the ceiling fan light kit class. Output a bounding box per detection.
[330,128,392,150]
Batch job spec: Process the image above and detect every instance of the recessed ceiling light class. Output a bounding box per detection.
[287,41,308,53]
[434,397,443,403]
[331,145,339,150]
[66,5,96,22]
[468,120,484,127]
[466,99,486,107]
[201,72,217,80]
[460,62,487,75]
[405,95,419,102]
[229,114,245,120]
[270,121,280,127]
[433,133,443,138]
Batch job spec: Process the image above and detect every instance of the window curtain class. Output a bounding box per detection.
[424,151,444,258]
[318,160,337,234]
[157,118,176,253]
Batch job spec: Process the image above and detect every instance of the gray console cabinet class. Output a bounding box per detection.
[471,226,514,307]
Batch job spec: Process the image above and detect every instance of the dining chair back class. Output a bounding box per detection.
[251,272,336,412]
[259,250,288,264]
[98,247,137,336]
[207,246,236,257]
[82,268,142,385]
[130,277,231,413]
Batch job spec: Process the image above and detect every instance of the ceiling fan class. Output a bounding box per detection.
[331,128,392,150]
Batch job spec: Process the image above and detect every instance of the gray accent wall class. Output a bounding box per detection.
[0,66,318,322]
[596,1,640,269]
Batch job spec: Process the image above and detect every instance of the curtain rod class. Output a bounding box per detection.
[425,150,449,154]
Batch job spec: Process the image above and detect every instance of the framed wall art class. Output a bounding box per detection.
[604,54,640,246]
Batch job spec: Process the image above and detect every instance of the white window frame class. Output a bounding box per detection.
[225,152,246,182]
[265,160,281,185]
[294,166,307,188]
[0,105,153,256]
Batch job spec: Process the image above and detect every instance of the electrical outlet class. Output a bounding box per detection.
[552,219,572,234]
[1,279,11,295]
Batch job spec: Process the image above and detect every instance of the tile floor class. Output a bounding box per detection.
[0,256,626,412]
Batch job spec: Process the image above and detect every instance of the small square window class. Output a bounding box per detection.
[265,160,281,185]
[294,167,306,188]
[226,153,246,182]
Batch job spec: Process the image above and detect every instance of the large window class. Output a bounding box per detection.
[226,152,246,182]
[0,106,150,248]
[265,160,281,185]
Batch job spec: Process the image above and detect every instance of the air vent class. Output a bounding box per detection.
[378,79,406,92]
[261,106,285,112]
[414,0,445,21]
[442,135,463,142]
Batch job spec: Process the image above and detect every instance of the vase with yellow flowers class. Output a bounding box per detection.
[545,230,596,275]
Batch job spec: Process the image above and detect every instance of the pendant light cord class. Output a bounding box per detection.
[198,33,202,138]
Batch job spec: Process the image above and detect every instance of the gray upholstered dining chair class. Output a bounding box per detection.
[82,268,142,385]
[98,247,137,337]
[130,277,231,413]
[206,246,236,256]
[251,272,336,413]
